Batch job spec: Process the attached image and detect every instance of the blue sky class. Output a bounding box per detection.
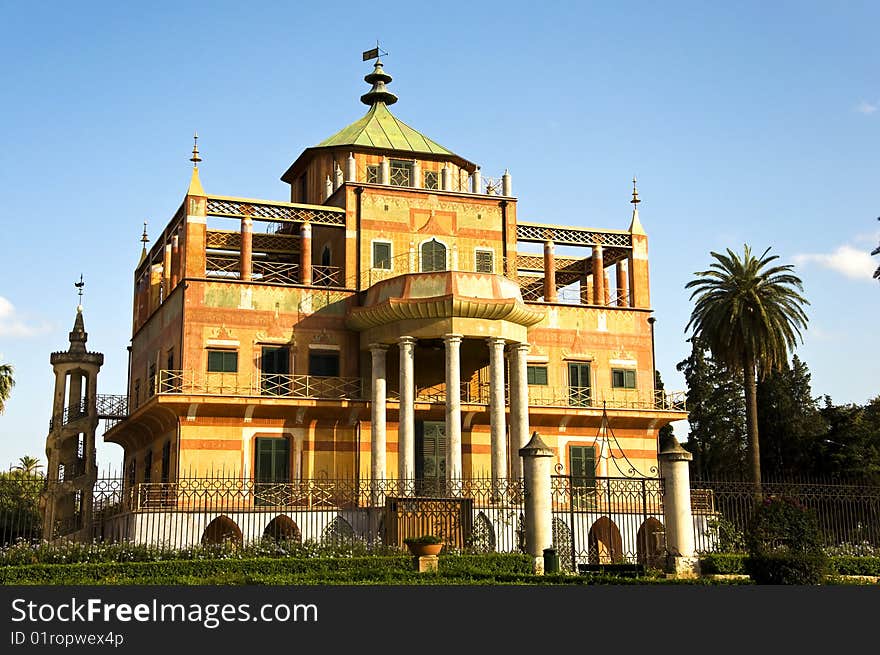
[0,1,877,471]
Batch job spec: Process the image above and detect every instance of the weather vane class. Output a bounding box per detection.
[74,274,85,304]
[362,40,388,61]
[190,132,201,168]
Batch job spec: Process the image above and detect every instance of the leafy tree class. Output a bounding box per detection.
[685,245,809,488]
[676,340,748,479]
[0,364,13,415]
[817,395,880,482]
[756,355,827,479]
[653,369,675,445]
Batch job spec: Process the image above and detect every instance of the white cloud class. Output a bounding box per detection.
[793,245,877,281]
[856,100,878,115]
[0,296,51,338]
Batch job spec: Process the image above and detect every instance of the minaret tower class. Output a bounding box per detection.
[43,278,104,542]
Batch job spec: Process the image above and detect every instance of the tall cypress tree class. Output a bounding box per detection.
[676,340,748,479]
[756,355,826,479]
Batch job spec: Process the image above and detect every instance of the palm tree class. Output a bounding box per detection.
[0,363,13,414]
[14,455,43,476]
[685,245,809,489]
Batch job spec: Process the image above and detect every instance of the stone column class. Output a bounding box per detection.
[412,161,422,188]
[472,168,482,194]
[162,243,172,298]
[487,337,508,484]
[369,344,389,488]
[240,217,253,282]
[398,336,417,485]
[300,223,312,285]
[592,244,605,305]
[502,169,512,197]
[324,175,333,200]
[508,342,530,478]
[379,157,390,185]
[616,260,629,307]
[67,371,82,414]
[444,334,463,482]
[520,431,554,575]
[441,165,452,191]
[346,152,356,182]
[659,436,700,578]
[170,233,180,288]
[543,240,557,302]
[604,271,611,306]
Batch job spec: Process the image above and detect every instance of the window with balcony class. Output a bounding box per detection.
[372,241,392,270]
[207,350,238,373]
[568,362,591,407]
[308,351,340,377]
[420,239,447,272]
[527,365,548,385]
[612,368,637,389]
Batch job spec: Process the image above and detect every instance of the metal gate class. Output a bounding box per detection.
[551,475,665,571]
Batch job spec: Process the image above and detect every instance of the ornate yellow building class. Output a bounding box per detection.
[105,59,686,511]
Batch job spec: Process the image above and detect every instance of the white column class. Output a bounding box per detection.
[370,344,388,486]
[521,431,554,574]
[379,157,390,185]
[444,334,463,482]
[508,342,530,478]
[412,161,422,188]
[472,167,482,194]
[398,336,417,485]
[346,152,357,182]
[487,337,508,483]
[659,436,700,578]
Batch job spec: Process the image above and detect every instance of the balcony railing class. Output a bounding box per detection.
[145,370,685,411]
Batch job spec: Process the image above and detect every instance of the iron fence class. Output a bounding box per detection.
[2,475,527,553]
[6,474,878,560]
[692,478,880,553]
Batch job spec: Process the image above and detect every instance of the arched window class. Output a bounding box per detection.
[420,239,447,272]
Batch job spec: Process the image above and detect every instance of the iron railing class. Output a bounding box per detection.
[5,474,879,560]
[691,478,880,553]
[142,370,685,412]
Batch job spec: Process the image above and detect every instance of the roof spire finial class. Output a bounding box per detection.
[74,274,84,312]
[360,46,398,106]
[140,221,149,259]
[190,132,202,168]
[629,176,645,235]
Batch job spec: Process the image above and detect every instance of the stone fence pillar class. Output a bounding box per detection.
[659,436,700,578]
[520,431,554,575]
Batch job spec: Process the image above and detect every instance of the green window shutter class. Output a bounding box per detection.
[569,445,596,488]
[255,437,290,484]
[527,365,548,385]
[208,350,238,373]
[373,242,391,269]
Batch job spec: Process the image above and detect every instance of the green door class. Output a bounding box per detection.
[569,445,597,509]
[254,437,291,506]
[416,421,446,495]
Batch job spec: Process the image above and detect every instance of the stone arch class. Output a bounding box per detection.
[201,515,242,547]
[636,517,665,569]
[321,516,355,545]
[552,518,573,571]
[263,515,302,543]
[470,511,496,553]
[588,516,624,564]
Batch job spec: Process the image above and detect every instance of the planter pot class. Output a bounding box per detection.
[406,542,443,557]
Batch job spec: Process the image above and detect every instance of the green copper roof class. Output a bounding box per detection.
[316,101,456,157]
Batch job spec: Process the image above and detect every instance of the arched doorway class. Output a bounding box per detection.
[470,512,497,553]
[636,517,665,569]
[263,515,301,543]
[201,515,243,547]
[588,516,624,564]
[321,516,355,545]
